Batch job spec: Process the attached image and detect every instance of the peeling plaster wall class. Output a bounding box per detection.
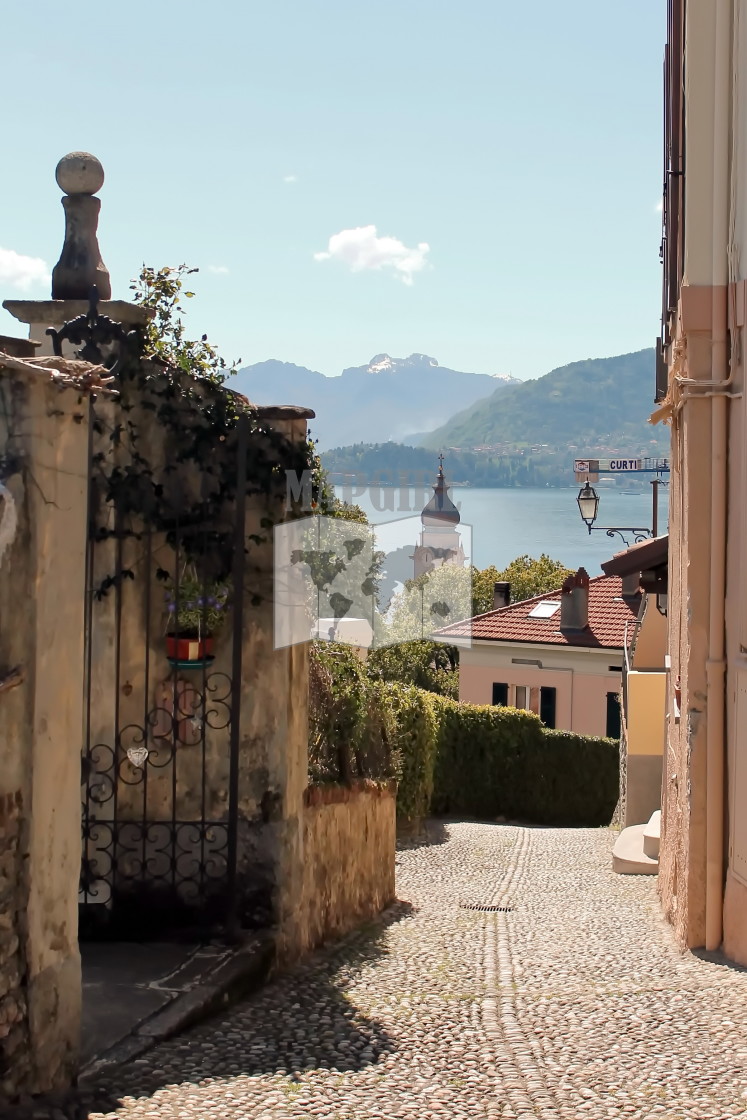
[293,782,396,959]
[0,364,87,1098]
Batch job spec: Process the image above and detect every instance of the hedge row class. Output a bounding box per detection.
[430,697,619,826]
[308,643,619,827]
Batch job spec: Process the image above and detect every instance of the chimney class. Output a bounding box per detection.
[560,568,590,631]
[621,572,640,600]
[493,581,511,610]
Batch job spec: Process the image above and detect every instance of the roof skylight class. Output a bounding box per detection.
[527,601,561,619]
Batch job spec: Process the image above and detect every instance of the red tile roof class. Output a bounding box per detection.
[436,574,640,649]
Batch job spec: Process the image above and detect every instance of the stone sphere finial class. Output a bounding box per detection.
[55,152,105,196]
[51,152,110,300]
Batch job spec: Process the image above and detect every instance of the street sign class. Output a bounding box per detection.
[573,457,669,474]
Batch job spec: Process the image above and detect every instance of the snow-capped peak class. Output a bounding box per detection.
[367,354,395,373]
[366,353,440,373]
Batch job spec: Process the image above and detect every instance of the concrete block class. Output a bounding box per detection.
[613,824,659,875]
[643,810,661,859]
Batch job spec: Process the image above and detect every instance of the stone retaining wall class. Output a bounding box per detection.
[297,782,396,955]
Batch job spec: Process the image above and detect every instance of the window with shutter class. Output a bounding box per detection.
[492,682,508,706]
[606,692,621,739]
[540,687,557,729]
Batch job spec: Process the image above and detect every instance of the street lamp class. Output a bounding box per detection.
[576,480,652,545]
[577,481,600,529]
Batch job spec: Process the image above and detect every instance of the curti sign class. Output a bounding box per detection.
[608,458,640,471]
[573,457,670,474]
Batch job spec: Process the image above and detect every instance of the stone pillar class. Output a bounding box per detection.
[0,354,94,1097]
[236,407,313,964]
[51,152,110,301]
[2,152,152,358]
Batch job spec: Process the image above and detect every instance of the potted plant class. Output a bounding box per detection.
[164,568,231,666]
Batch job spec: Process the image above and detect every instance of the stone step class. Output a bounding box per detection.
[643,810,661,860]
[613,824,659,875]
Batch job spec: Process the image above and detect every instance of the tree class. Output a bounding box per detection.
[385,563,473,646]
[471,554,573,615]
[470,565,502,616]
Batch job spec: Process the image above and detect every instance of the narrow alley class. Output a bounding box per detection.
[13,822,747,1120]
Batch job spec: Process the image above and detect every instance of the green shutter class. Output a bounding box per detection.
[492,682,508,706]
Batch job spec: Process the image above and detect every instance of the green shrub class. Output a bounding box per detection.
[308,642,398,784]
[366,640,459,699]
[387,685,438,825]
[430,699,619,826]
[307,642,439,823]
[309,646,617,827]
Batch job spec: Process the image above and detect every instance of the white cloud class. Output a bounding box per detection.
[655,199,663,213]
[208,265,229,275]
[314,225,430,286]
[0,247,50,292]
[283,174,298,184]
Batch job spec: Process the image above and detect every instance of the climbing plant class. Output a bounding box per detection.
[90,264,315,599]
[130,263,239,385]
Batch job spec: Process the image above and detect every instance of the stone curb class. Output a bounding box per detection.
[79,934,276,1081]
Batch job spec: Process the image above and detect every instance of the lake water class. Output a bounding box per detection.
[334,485,669,575]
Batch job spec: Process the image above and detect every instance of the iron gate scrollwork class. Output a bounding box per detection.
[79,409,248,940]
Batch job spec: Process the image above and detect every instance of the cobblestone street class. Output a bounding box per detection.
[26,823,747,1119]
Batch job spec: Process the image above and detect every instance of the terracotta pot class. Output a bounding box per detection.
[166,634,215,663]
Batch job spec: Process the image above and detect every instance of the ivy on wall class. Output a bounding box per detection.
[90,265,316,598]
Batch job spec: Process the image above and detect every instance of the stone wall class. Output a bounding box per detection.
[0,356,90,1097]
[291,781,397,959]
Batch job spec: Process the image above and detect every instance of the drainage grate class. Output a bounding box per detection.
[460,902,514,913]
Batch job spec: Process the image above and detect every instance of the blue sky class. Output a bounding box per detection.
[0,0,664,380]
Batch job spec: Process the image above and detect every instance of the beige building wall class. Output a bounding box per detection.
[631,597,667,670]
[459,641,623,738]
[622,595,667,826]
[624,672,667,827]
[661,0,747,960]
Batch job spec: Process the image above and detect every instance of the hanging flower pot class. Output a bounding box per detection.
[164,569,230,668]
[165,633,215,664]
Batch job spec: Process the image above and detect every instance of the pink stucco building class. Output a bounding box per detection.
[437,569,640,739]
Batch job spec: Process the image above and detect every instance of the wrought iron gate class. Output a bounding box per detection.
[79,410,248,940]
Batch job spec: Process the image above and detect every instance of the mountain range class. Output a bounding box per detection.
[233,353,517,450]
[420,348,665,455]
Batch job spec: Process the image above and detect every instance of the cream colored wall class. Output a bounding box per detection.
[626,673,667,757]
[459,641,623,738]
[622,599,667,826]
[631,597,667,670]
[0,363,89,1096]
[682,0,720,286]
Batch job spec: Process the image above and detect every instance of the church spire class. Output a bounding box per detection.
[421,457,461,527]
